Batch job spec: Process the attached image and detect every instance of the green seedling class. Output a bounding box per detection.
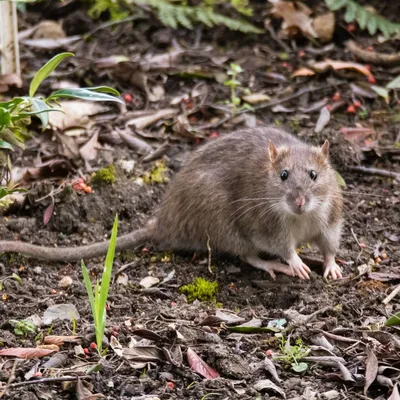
[0,52,122,200]
[224,63,244,112]
[82,215,118,353]
[9,319,36,337]
[0,273,22,290]
[275,336,310,373]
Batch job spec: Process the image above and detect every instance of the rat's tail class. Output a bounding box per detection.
[0,227,150,262]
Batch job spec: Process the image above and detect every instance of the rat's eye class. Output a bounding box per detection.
[280,170,289,181]
[309,170,317,180]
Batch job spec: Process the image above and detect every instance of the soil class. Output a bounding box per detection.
[0,1,400,399]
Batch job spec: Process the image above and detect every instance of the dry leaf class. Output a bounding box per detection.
[80,131,99,163]
[21,36,81,49]
[388,384,400,400]
[242,93,271,104]
[122,346,165,362]
[116,129,153,154]
[312,12,335,43]
[186,347,220,379]
[313,59,373,77]
[0,347,56,359]
[139,276,160,289]
[76,377,105,400]
[364,345,379,395]
[0,73,22,93]
[253,379,286,397]
[292,67,315,77]
[44,335,81,346]
[270,0,317,39]
[340,127,375,143]
[43,202,55,225]
[126,108,178,130]
[315,107,330,133]
[32,20,66,39]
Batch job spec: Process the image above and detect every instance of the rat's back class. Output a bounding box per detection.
[152,126,301,254]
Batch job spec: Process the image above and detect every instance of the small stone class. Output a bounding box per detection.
[322,390,340,399]
[33,267,42,274]
[58,276,73,289]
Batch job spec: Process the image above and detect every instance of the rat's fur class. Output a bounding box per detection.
[0,126,343,278]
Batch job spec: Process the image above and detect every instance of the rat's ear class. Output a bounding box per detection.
[268,141,278,163]
[321,140,329,158]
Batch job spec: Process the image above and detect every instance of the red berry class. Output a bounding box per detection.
[347,23,356,32]
[282,62,288,68]
[347,105,356,113]
[368,76,376,84]
[265,349,273,356]
[210,132,219,138]
[90,342,97,350]
[34,372,42,377]
[332,92,341,102]
[353,100,361,108]
[297,50,305,58]
[83,348,89,355]
[171,301,177,307]
[124,94,133,102]
[167,382,175,390]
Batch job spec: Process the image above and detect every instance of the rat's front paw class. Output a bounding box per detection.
[323,261,342,280]
[288,256,311,280]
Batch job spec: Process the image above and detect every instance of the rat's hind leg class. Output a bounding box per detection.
[242,255,295,280]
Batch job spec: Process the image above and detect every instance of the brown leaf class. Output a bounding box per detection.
[292,67,315,77]
[340,127,375,144]
[368,272,400,281]
[270,0,317,39]
[364,345,379,396]
[43,202,55,225]
[80,131,99,163]
[313,59,373,78]
[132,329,164,342]
[116,129,153,154]
[0,73,22,93]
[186,347,220,379]
[126,108,178,130]
[0,347,56,359]
[32,20,66,39]
[76,377,105,400]
[312,12,335,43]
[122,346,165,362]
[44,335,82,346]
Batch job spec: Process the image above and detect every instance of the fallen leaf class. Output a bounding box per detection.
[44,335,81,346]
[139,276,160,289]
[370,85,389,102]
[116,129,153,154]
[43,303,80,325]
[132,329,164,342]
[0,347,56,359]
[122,346,165,362]
[368,272,400,281]
[242,93,270,104]
[312,12,335,43]
[32,20,66,39]
[147,85,165,103]
[21,36,81,49]
[340,127,375,143]
[0,73,22,93]
[187,347,220,379]
[215,310,246,325]
[110,335,123,357]
[337,361,356,382]
[270,0,317,39]
[80,131,99,163]
[364,345,379,396]
[42,352,68,368]
[116,273,129,286]
[253,379,286,397]
[387,76,400,89]
[264,357,281,383]
[43,202,55,225]
[76,376,105,400]
[126,109,178,130]
[292,67,315,77]
[313,59,373,78]
[315,107,331,133]
[350,82,378,99]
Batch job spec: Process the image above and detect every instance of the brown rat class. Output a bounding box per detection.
[0,126,343,280]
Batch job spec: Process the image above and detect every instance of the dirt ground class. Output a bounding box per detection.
[0,1,400,399]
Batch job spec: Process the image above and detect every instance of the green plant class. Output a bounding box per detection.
[325,0,400,38]
[275,336,310,373]
[82,215,118,353]
[0,52,122,200]
[385,312,400,327]
[224,63,243,112]
[9,319,36,337]
[129,0,262,33]
[180,277,219,303]
[91,165,117,186]
[0,273,22,290]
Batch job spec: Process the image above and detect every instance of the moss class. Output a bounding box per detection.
[143,160,168,185]
[180,277,219,303]
[91,165,116,186]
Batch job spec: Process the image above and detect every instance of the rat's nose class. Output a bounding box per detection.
[295,195,305,208]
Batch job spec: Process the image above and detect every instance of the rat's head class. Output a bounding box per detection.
[267,140,333,216]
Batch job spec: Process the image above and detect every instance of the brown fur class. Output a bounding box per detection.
[0,126,343,266]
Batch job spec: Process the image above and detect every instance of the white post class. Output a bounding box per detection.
[0,1,20,76]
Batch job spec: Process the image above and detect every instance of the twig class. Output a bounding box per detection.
[346,40,400,66]
[348,166,400,182]
[0,360,18,398]
[1,375,91,390]
[383,284,400,305]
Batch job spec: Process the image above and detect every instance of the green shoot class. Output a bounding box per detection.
[275,336,310,373]
[224,63,243,113]
[82,215,118,353]
[9,319,36,337]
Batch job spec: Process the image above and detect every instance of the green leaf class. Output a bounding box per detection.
[292,362,308,373]
[28,98,56,130]
[357,8,368,29]
[370,85,389,102]
[29,52,74,97]
[48,87,123,104]
[11,273,22,284]
[344,3,357,23]
[386,76,400,89]
[82,261,97,328]
[227,325,279,334]
[0,140,14,151]
[385,312,400,327]
[0,108,11,127]
[0,97,25,110]
[224,79,241,86]
[367,15,377,35]
[325,0,348,11]
[336,172,347,188]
